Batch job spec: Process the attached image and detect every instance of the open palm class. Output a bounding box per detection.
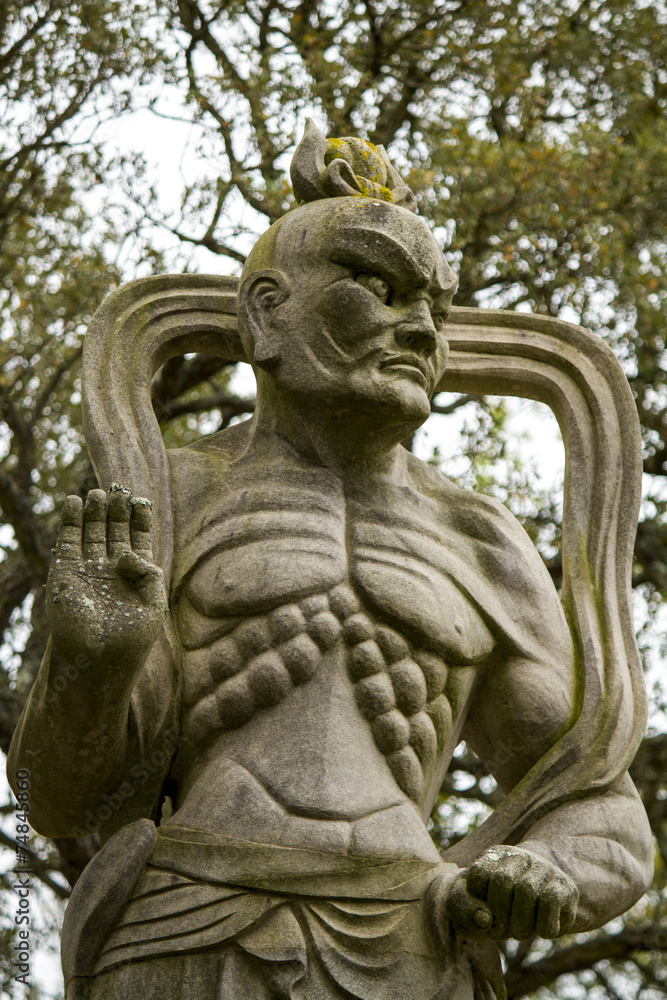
[47,486,167,666]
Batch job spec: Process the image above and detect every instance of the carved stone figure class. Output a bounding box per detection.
[8,122,653,1000]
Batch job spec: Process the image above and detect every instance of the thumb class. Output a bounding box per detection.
[117,552,166,602]
[117,550,152,582]
[446,873,494,934]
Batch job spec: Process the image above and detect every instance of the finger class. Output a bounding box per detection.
[54,495,84,561]
[466,846,520,899]
[559,884,579,934]
[447,874,493,934]
[485,853,535,941]
[536,881,571,939]
[466,855,494,901]
[487,867,515,939]
[129,497,154,560]
[83,490,107,562]
[510,872,547,941]
[106,486,132,558]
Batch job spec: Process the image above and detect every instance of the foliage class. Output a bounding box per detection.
[0,0,666,996]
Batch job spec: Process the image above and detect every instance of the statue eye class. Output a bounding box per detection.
[355,273,391,303]
[432,312,446,331]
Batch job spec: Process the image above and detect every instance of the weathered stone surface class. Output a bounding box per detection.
[7,122,653,999]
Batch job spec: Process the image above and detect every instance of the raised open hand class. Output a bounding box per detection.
[47,486,167,667]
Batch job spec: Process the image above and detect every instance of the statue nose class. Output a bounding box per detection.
[395,300,437,354]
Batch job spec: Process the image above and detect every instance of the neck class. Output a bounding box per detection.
[247,380,421,479]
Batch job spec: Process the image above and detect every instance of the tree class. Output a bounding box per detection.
[0,1,665,997]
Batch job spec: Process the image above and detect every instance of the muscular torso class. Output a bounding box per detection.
[164,427,534,863]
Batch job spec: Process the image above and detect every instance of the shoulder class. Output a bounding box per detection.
[167,420,251,485]
[405,451,543,562]
[168,417,253,463]
[404,452,571,656]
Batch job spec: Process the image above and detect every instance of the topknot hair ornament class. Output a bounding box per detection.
[290,119,417,213]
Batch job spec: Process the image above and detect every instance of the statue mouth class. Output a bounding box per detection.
[379,354,431,387]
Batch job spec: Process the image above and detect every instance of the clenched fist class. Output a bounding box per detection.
[430,844,579,942]
[47,486,168,668]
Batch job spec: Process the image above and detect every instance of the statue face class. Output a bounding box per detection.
[263,199,457,425]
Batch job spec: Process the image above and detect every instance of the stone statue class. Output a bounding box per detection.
[8,122,653,1000]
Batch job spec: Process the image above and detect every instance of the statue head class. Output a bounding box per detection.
[238,121,457,429]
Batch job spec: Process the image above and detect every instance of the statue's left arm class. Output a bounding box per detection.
[457,660,652,937]
[448,509,653,939]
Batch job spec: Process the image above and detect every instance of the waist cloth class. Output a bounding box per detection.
[86,824,475,1000]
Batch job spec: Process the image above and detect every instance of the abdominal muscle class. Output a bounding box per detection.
[166,641,445,866]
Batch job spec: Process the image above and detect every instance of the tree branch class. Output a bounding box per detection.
[0,468,49,577]
[31,345,83,425]
[0,2,57,77]
[0,550,34,637]
[505,926,667,998]
[151,355,239,416]
[0,828,70,900]
[156,393,255,424]
[166,221,247,263]
[0,62,107,174]
[431,393,481,416]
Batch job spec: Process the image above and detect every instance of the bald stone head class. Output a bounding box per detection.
[238,196,458,425]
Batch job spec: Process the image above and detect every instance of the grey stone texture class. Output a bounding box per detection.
[8,125,653,1000]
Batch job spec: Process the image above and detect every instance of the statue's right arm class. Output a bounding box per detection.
[6,488,168,837]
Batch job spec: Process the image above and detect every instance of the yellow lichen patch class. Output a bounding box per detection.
[355,176,394,202]
[324,136,388,187]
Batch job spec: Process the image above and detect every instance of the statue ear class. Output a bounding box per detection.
[238,268,291,372]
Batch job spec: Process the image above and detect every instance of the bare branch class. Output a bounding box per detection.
[0,550,34,637]
[0,828,70,900]
[31,345,83,425]
[151,355,239,416]
[431,393,481,416]
[0,468,49,577]
[505,926,667,999]
[0,2,57,77]
[157,392,255,424]
[166,222,247,263]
